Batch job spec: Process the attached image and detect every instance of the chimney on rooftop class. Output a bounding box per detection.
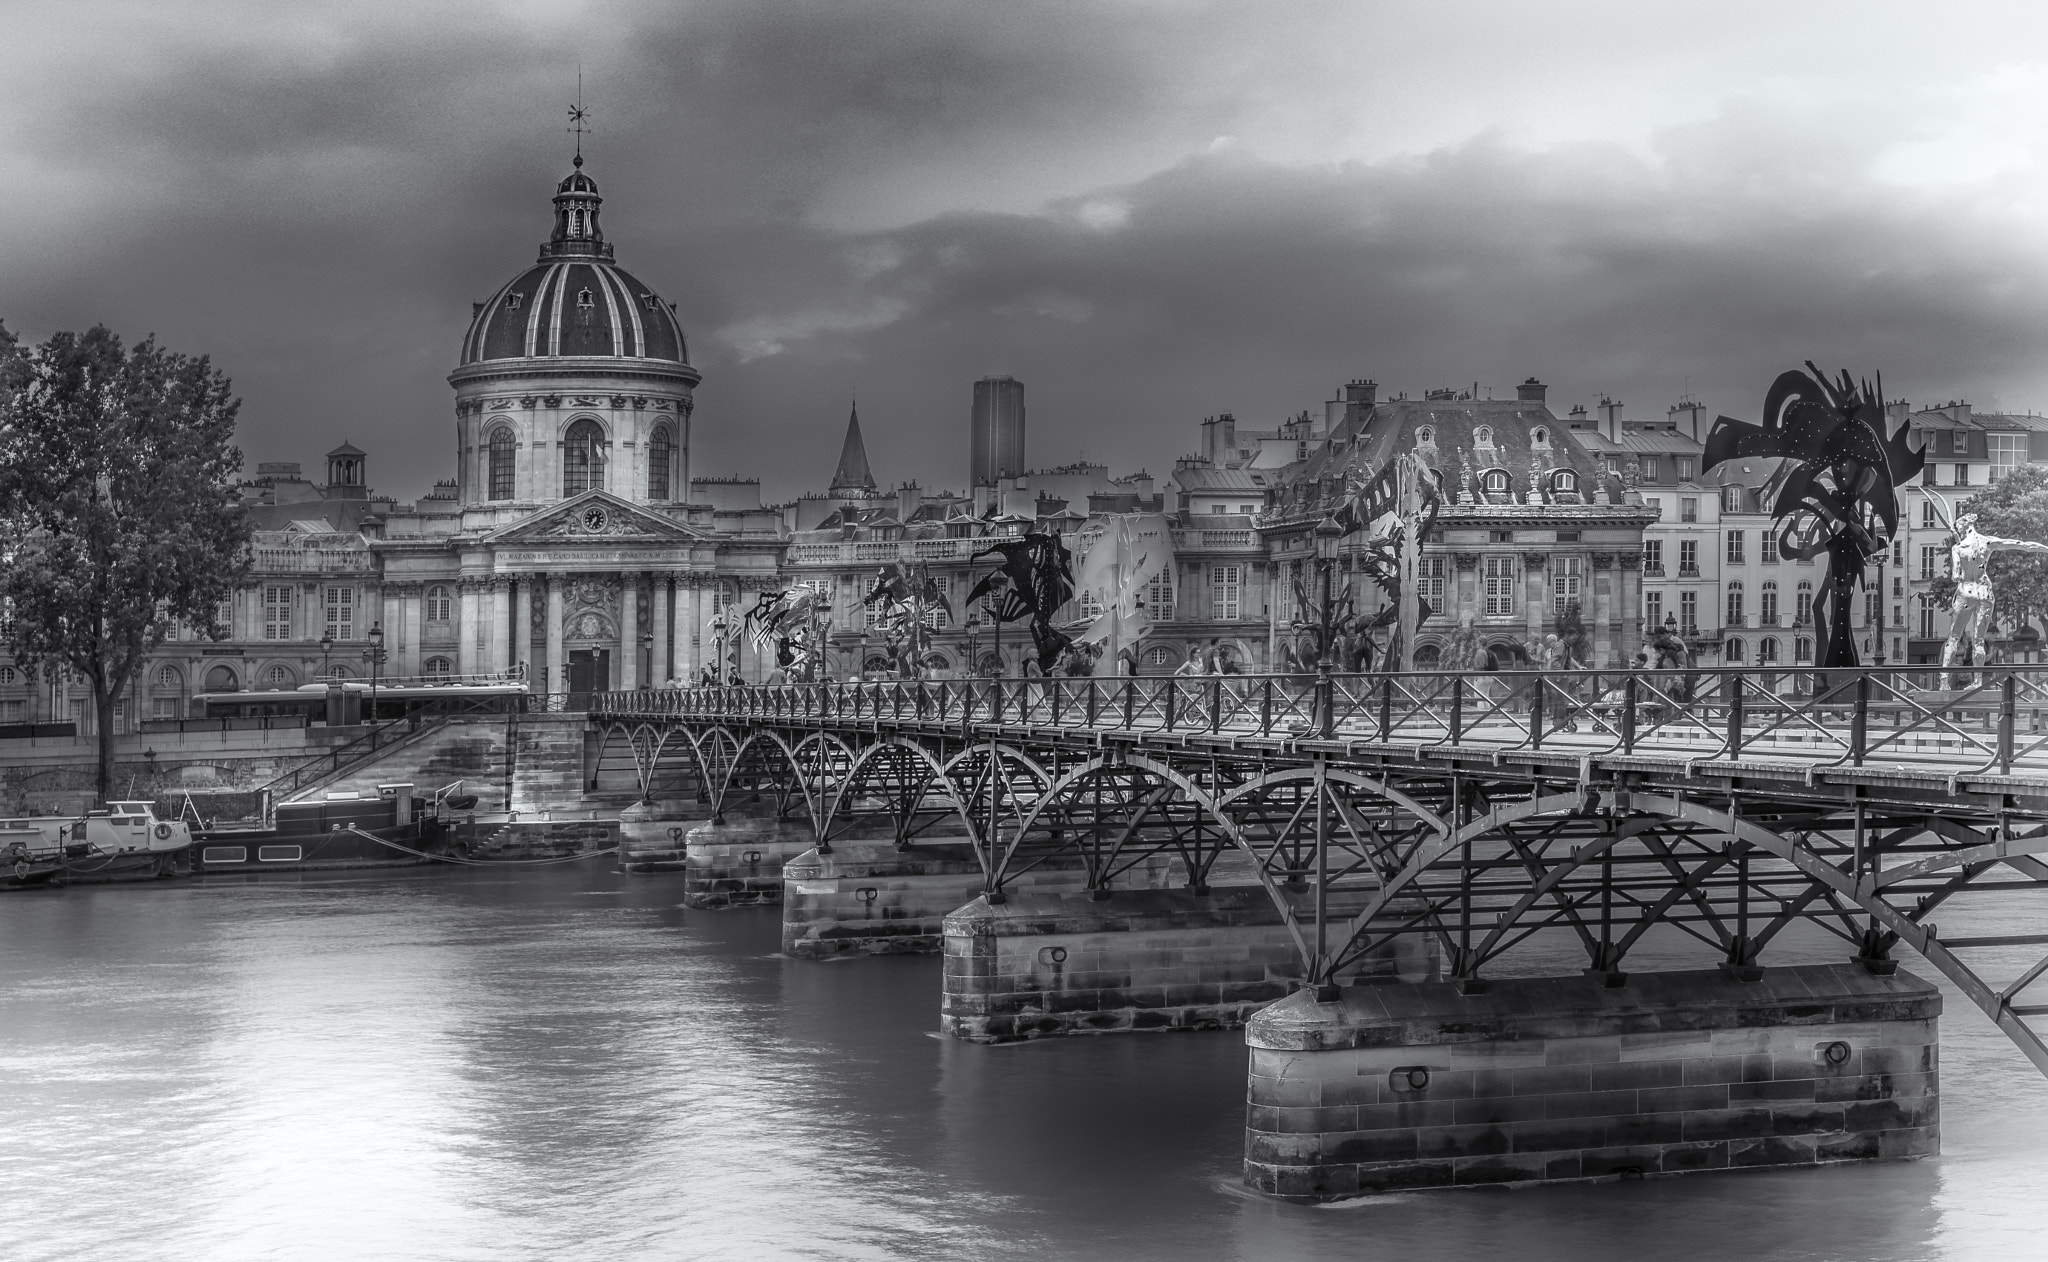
[1517,377,1547,405]
[1668,398,1705,442]
[1597,397,1624,441]
[1345,378,1378,406]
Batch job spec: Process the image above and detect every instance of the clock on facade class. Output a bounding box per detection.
[580,506,609,533]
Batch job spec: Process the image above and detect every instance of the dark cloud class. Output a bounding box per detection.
[4,1,2046,502]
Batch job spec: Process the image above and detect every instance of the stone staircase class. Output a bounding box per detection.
[508,713,594,816]
[289,715,516,806]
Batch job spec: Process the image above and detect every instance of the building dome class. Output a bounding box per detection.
[458,158,690,367]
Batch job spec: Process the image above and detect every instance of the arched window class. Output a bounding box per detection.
[1145,644,1179,668]
[0,666,15,686]
[563,419,606,496]
[1474,426,1495,446]
[647,425,673,500]
[1551,469,1578,495]
[1795,581,1813,626]
[156,665,181,690]
[1760,580,1779,624]
[1726,581,1744,625]
[263,664,295,688]
[204,665,239,692]
[1725,637,1745,662]
[1481,469,1512,497]
[425,585,452,624]
[1795,636,1813,663]
[1416,426,1435,445]
[487,426,516,501]
[422,656,453,680]
[328,664,352,679]
[1413,644,1442,669]
[1532,427,1548,445]
[1759,636,1779,664]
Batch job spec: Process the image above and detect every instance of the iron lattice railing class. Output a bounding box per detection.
[588,666,2048,775]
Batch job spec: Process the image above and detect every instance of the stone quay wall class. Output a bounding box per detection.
[942,889,1439,1042]
[1244,964,1940,1201]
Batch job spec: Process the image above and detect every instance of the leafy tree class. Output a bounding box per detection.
[0,323,251,804]
[1925,464,2048,634]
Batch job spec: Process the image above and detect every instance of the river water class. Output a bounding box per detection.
[3,865,2045,1261]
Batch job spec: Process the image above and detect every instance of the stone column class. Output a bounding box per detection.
[456,580,478,674]
[546,575,566,697]
[650,573,671,685]
[400,585,423,676]
[513,578,533,680]
[680,576,702,680]
[1591,554,1616,668]
[620,574,640,691]
[1523,552,1548,642]
[1619,552,1644,663]
[490,578,512,673]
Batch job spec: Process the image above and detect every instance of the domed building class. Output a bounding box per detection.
[368,156,785,695]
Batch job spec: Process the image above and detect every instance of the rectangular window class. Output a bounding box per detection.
[1644,590,1663,628]
[1680,497,1699,523]
[1679,540,1699,575]
[1146,571,1176,622]
[1677,457,1695,481]
[151,697,178,720]
[1761,531,1779,564]
[1723,486,1742,513]
[1951,429,1970,455]
[1865,588,1881,625]
[1955,464,1970,487]
[1418,557,1447,611]
[1726,531,1744,564]
[1892,538,1904,567]
[1642,457,1660,482]
[324,587,355,641]
[1643,539,1663,572]
[1922,501,1939,529]
[1918,600,1937,638]
[263,586,292,640]
[1210,565,1242,620]
[1552,555,1583,611]
[1726,585,1743,625]
[1680,590,1698,633]
[1920,546,1941,580]
[1483,556,1516,617]
[1644,497,1662,520]
[1760,585,1778,623]
[1990,433,2025,481]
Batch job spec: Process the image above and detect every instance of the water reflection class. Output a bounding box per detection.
[1,867,2042,1261]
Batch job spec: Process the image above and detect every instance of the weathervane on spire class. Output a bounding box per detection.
[566,72,592,167]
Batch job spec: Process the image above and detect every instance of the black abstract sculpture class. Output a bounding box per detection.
[964,531,1077,673]
[1702,364,1925,668]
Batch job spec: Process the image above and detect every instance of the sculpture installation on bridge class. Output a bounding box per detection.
[1070,514,1172,676]
[1919,487,2048,681]
[1702,363,1926,668]
[963,530,1077,674]
[862,561,953,678]
[1335,451,1440,669]
[744,586,830,682]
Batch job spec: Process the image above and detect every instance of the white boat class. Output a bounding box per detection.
[0,801,195,888]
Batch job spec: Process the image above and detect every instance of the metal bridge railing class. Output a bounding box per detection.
[588,666,2048,774]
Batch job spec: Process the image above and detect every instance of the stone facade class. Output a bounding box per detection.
[1244,964,1939,1200]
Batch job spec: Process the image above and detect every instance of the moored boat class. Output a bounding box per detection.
[191,785,454,874]
[0,802,195,889]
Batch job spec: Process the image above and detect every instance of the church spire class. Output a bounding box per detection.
[831,401,876,492]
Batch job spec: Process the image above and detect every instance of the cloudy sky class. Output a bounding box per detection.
[6,0,2048,501]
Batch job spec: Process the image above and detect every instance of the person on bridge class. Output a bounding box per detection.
[1943,511,2048,679]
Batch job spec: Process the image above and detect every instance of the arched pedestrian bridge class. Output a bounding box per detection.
[590,666,2048,1080]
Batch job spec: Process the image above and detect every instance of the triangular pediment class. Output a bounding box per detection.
[483,490,708,545]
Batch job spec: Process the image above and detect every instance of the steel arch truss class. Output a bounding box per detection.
[602,714,2048,1079]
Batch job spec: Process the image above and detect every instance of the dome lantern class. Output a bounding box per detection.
[545,156,613,262]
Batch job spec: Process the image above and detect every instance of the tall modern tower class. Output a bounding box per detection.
[970,376,1027,488]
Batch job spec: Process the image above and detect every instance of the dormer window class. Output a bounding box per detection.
[505,292,525,311]
[1417,425,1435,445]
[1551,469,1578,495]
[1474,425,1495,447]
[1481,469,1512,496]
[641,293,661,310]
[1532,427,1548,444]
[576,288,595,310]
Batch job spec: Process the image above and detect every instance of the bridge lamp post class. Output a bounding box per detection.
[319,633,334,681]
[1313,515,1346,740]
[364,623,385,724]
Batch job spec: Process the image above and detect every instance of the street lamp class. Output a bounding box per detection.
[319,632,334,680]
[1311,514,1347,738]
[365,622,385,721]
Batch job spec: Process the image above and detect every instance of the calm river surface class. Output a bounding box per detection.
[4,865,2046,1261]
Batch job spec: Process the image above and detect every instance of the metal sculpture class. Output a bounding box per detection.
[862,561,952,678]
[1072,515,1172,675]
[964,531,1077,674]
[1920,488,2048,679]
[1702,364,1925,668]
[744,586,829,681]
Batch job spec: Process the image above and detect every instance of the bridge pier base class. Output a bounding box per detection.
[1243,964,1940,1201]
[781,844,1193,959]
[941,889,1438,1042]
[681,818,819,908]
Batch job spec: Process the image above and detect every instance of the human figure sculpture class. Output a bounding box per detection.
[1942,512,2048,677]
